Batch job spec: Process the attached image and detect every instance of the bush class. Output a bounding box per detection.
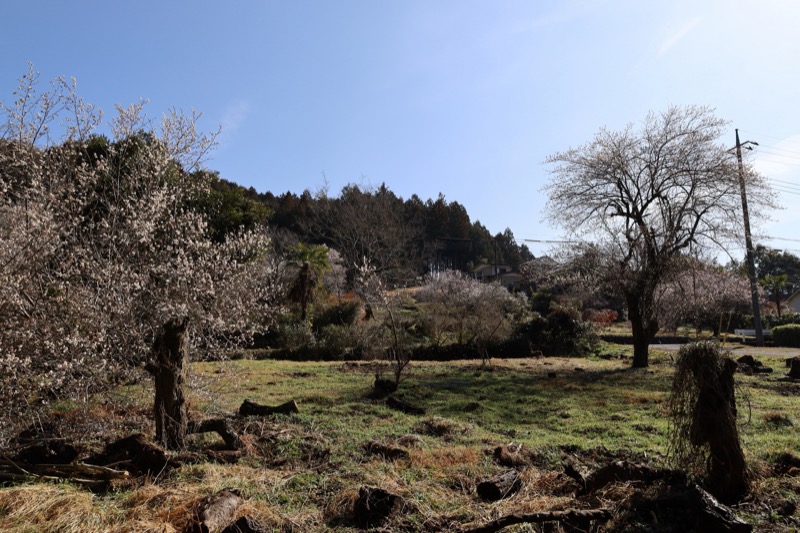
[274,321,317,356]
[763,312,800,329]
[317,323,374,359]
[312,300,362,331]
[511,306,596,356]
[772,324,800,347]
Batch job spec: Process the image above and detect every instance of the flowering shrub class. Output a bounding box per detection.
[0,66,279,436]
[416,270,527,360]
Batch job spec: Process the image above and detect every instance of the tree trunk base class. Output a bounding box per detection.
[353,486,402,529]
[238,399,299,417]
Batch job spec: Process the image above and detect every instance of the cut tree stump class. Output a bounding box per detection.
[188,489,244,533]
[188,418,242,450]
[353,485,403,529]
[12,438,79,465]
[788,357,800,379]
[477,469,521,501]
[636,484,752,533]
[86,433,176,476]
[238,399,299,417]
[386,395,425,415]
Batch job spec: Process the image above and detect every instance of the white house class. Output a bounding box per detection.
[786,289,800,314]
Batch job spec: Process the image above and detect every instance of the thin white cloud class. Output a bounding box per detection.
[657,17,701,57]
[221,100,250,136]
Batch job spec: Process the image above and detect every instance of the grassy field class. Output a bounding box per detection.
[1,346,799,531]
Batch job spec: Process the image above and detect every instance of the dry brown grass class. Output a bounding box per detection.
[0,485,110,533]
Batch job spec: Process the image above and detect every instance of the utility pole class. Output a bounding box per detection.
[735,129,764,345]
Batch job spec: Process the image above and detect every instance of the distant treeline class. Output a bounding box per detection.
[198,173,533,285]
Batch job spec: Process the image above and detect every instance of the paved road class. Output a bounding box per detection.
[650,343,800,358]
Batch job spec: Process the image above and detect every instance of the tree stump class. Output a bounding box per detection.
[477,469,521,501]
[353,486,402,529]
[386,395,425,415]
[670,344,750,504]
[147,317,190,450]
[188,489,244,533]
[238,399,299,416]
[788,357,800,379]
[85,433,176,476]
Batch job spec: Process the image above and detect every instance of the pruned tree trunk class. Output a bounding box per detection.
[627,291,658,368]
[788,357,800,380]
[477,469,521,501]
[86,433,176,476]
[670,343,750,504]
[353,486,402,529]
[699,358,749,503]
[147,317,190,451]
[238,399,299,417]
[385,395,425,415]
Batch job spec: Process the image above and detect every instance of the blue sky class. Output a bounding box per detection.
[3,0,800,259]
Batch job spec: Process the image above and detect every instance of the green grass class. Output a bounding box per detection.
[2,346,800,531]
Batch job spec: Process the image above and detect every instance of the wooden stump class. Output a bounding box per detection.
[238,399,299,417]
[86,433,175,476]
[386,396,425,415]
[788,357,800,379]
[353,486,402,529]
[188,489,244,533]
[477,469,521,501]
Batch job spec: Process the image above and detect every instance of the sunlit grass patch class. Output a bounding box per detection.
[3,349,799,531]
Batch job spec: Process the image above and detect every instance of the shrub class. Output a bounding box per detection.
[317,323,374,359]
[771,324,800,347]
[763,312,800,329]
[312,300,362,331]
[511,305,596,356]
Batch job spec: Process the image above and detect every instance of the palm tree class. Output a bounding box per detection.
[287,243,331,322]
[760,274,790,317]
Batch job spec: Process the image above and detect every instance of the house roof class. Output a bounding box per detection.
[787,289,800,305]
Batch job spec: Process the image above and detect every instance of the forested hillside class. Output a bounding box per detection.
[202,175,533,285]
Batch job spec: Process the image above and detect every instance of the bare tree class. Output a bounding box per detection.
[309,183,422,286]
[545,106,773,367]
